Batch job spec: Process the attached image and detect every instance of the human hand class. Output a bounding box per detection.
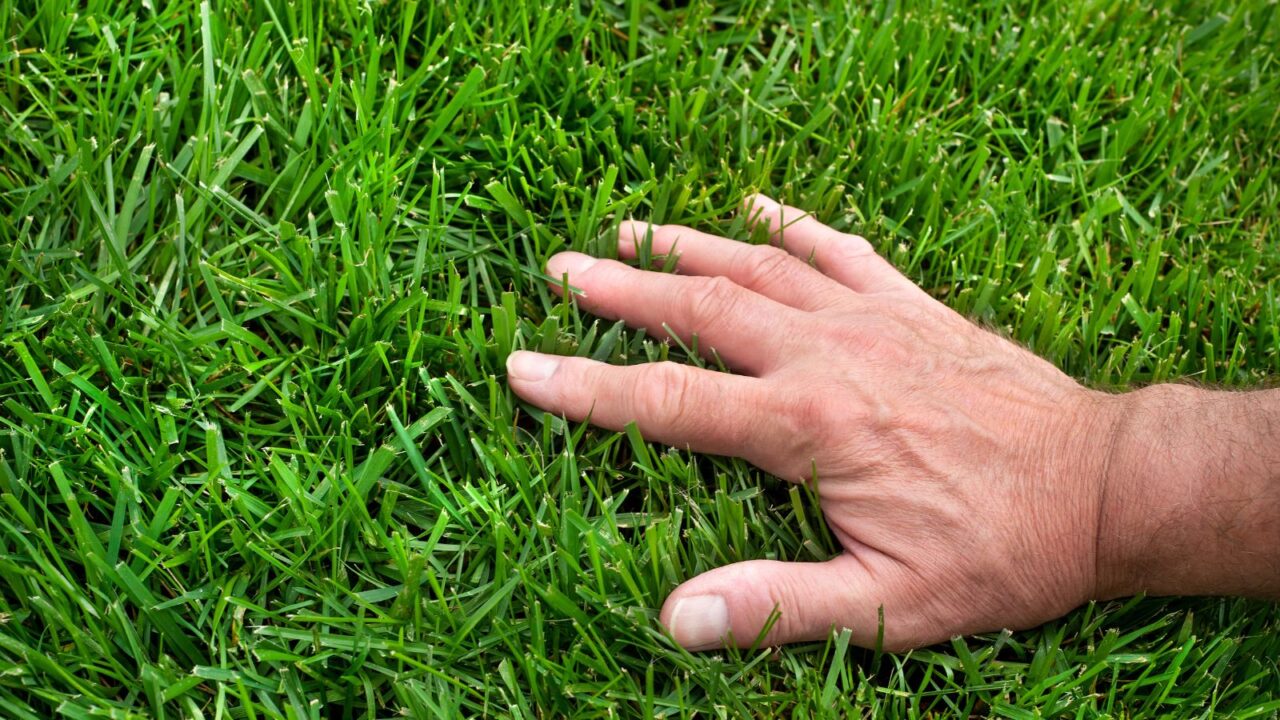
[506,195,1126,651]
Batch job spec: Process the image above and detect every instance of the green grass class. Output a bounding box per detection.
[2,0,1279,716]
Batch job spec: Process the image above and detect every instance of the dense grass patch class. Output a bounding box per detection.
[2,0,1279,716]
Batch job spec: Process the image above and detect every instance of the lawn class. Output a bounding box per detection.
[2,0,1279,716]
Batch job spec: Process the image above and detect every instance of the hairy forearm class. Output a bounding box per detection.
[1097,384,1280,599]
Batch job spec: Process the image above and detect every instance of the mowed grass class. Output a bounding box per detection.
[2,0,1279,716]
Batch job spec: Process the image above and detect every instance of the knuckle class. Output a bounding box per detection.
[826,320,881,351]
[637,361,696,428]
[779,389,849,452]
[683,275,741,328]
[742,562,804,644]
[786,392,837,433]
[736,244,796,288]
[821,316,912,365]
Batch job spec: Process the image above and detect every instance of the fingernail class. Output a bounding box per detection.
[667,595,729,650]
[506,351,560,383]
[746,193,780,211]
[546,252,598,279]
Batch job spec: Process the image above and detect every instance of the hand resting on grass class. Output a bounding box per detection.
[506,194,1280,651]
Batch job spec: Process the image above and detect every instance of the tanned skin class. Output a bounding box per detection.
[506,195,1280,651]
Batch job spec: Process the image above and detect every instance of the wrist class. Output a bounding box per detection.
[1094,383,1280,600]
[1092,383,1190,599]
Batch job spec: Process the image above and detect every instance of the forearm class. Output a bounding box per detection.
[1097,383,1280,599]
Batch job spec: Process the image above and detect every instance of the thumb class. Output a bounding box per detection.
[659,555,898,650]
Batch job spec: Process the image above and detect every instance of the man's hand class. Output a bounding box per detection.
[505,195,1280,651]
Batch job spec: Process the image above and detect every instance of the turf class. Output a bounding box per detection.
[2,0,1279,716]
